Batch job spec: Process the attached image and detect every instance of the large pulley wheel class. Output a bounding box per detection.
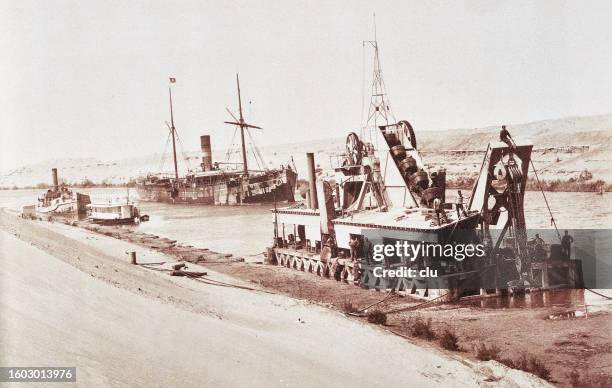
[397,120,417,150]
[345,132,364,166]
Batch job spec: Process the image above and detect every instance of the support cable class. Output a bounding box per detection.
[586,288,612,300]
[530,159,561,242]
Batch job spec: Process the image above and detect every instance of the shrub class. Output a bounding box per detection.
[438,329,460,351]
[528,357,551,381]
[514,353,551,381]
[477,348,553,382]
[583,373,612,388]
[366,310,387,325]
[474,343,501,361]
[567,369,580,387]
[409,317,436,340]
[341,300,358,314]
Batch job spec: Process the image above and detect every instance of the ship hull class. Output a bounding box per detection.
[89,217,138,225]
[37,200,78,215]
[137,169,297,205]
[35,192,90,217]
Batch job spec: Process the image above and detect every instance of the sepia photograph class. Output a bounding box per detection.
[1,1,611,387]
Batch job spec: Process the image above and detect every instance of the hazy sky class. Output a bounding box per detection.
[2,0,612,171]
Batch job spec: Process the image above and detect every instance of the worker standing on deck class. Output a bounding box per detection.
[433,197,448,225]
[362,236,373,264]
[349,236,362,285]
[532,234,546,246]
[455,190,468,219]
[532,233,547,260]
[561,230,574,259]
[333,251,346,281]
[349,236,360,261]
[499,125,516,149]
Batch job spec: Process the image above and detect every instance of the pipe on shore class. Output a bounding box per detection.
[306,152,318,209]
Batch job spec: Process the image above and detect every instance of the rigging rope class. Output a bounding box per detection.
[246,128,268,171]
[225,128,239,163]
[247,141,261,171]
[174,130,192,172]
[530,159,562,242]
[157,132,172,173]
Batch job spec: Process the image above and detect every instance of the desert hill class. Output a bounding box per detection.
[2,114,611,189]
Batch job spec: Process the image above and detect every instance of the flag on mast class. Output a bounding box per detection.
[169,77,176,83]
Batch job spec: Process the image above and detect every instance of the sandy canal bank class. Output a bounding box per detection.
[0,210,552,387]
[27,210,608,386]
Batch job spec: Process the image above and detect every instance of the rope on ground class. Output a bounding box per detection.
[586,288,612,300]
[139,264,173,272]
[346,291,398,317]
[382,292,450,315]
[138,263,277,295]
[199,260,244,264]
[186,275,277,295]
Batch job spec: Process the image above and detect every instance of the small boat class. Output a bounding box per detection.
[35,168,90,219]
[87,199,146,225]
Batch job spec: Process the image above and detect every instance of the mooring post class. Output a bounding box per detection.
[130,251,137,265]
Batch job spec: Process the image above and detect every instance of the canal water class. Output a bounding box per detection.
[2,188,611,308]
[2,188,609,256]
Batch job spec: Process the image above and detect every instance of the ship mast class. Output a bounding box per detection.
[224,73,262,176]
[363,14,395,141]
[168,80,179,181]
[237,75,248,175]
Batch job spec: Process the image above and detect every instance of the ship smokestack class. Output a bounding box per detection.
[51,168,59,191]
[200,135,213,171]
[306,152,318,209]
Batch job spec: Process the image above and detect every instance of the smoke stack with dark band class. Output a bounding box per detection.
[200,135,213,171]
[51,168,59,191]
[306,152,318,209]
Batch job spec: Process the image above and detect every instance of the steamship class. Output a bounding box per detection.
[136,76,297,205]
[33,168,90,218]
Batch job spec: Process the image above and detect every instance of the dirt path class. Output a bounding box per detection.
[0,211,551,387]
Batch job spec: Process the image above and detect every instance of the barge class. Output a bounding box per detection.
[269,39,584,300]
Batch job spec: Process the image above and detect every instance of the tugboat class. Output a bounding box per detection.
[269,37,584,300]
[31,168,90,219]
[87,199,145,225]
[137,76,298,205]
[87,187,147,225]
